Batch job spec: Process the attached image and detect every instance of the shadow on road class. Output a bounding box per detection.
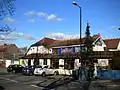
[0,86,5,90]
[36,76,74,90]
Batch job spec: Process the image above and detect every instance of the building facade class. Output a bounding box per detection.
[0,44,22,67]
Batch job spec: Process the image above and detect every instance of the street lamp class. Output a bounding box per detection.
[72,1,82,64]
[72,1,83,80]
[118,28,120,30]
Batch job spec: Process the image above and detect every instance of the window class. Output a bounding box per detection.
[44,65,48,68]
[49,66,53,69]
[52,59,59,69]
[43,59,47,65]
[18,65,22,67]
[36,65,42,68]
[64,59,74,69]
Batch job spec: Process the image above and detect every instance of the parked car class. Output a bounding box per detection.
[34,65,59,76]
[7,64,24,73]
[22,65,42,75]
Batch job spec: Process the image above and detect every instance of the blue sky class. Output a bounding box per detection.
[0,0,120,47]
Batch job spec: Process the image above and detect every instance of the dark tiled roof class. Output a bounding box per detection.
[40,37,57,45]
[104,38,120,49]
[0,44,15,52]
[49,39,84,47]
[30,35,99,48]
[31,37,57,47]
[49,35,99,47]
[0,44,21,59]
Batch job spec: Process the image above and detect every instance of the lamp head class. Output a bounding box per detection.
[72,1,78,6]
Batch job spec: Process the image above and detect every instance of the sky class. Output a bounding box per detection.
[0,0,120,48]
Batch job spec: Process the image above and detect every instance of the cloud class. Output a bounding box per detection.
[0,31,36,41]
[37,12,63,21]
[47,14,62,21]
[3,17,16,23]
[24,11,36,16]
[47,32,79,40]
[23,34,36,40]
[37,12,47,17]
[111,26,118,29]
[28,19,35,23]
[25,11,63,21]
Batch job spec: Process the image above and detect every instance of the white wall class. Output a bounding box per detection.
[117,41,120,50]
[74,59,81,70]
[6,60,11,67]
[27,46,52,55]
[14,61,19,65]
[93,41,106,51]
[93,45,105,51]
[98,59,109,66]
[59,59,64,69]
[27,46,37,55]
[109,49,118,51]
[39,59,44,65]
[92,37,106,51]
[47,59,51,66]
[31,59,34,65]
[23,59,28,66]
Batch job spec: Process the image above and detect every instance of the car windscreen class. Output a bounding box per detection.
[35,66,42,68]
[43,66,48,68]
[25,66,33,68]
[8,65,12,68]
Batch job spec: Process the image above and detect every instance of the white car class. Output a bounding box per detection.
[34,65,59,76]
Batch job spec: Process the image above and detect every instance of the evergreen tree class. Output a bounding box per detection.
[84,22,94,81]
[84,23,93,53]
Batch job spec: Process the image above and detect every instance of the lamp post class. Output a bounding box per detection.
[72,1,82,80]
[72,1,82,59]
[118,28,120,30]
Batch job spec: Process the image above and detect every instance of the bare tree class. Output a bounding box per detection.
[0,25,15,44]
[0,0,15,19]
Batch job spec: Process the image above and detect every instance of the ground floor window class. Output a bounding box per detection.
[52,59,59,69]
[28,59,31,66]
[43,59,47,65]
[34,59,39,66]
[64,59,74,69]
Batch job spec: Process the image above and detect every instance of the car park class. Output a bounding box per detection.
[7,64,24,73]
[34,65,59,76]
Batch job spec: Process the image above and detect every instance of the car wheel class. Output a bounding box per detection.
[42,72,46,77]
[29,72,33,76]
[34,74,38,76]
[12,70,16,73]
[54,71,58,76]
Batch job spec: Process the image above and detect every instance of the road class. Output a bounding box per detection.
[1,73,120,90]
[0,73,59,90]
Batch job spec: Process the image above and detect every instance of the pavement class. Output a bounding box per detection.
[0,73,47,90]
[0,68,7,75]
[54,79,120,90]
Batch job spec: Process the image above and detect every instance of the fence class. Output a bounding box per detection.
[97,70,120,80]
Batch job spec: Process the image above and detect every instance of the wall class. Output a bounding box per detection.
[117,41,120,50]
[20,59,28,66]
[93,45,105,51]
[4,45,21,60]
[27,46,52,55]
[59,59,64,69]
[6,60,11,67]
[74,59,81,70]
[97,59,109,66]
[93,41,106,51]
[39,59,44,65]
